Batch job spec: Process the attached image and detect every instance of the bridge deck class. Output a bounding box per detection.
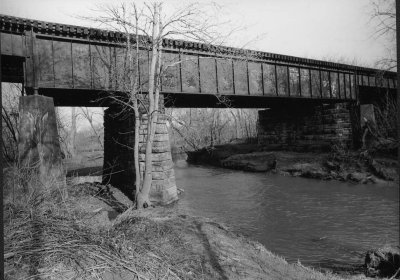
[0,14,397,107]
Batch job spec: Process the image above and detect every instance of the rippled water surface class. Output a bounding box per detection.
[174,160,399,269]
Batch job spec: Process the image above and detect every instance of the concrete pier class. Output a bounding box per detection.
[18,95,64,181]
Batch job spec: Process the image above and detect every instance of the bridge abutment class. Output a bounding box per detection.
[103,95,178,204]
[257,103,353,151]
[18,95,64,182]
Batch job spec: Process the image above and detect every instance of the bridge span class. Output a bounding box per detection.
[1,14,397,204]
[1,14,397,107]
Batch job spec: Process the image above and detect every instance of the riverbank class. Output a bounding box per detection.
[186,143,398,184]
[4,173,374,280]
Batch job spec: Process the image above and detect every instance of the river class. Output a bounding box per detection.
[174,159,399,271]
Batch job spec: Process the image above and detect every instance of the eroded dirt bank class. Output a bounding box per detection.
[4,179,372,280]
[187,143,398,184]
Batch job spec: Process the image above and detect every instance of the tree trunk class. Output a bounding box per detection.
[230,110,239,140]
[70,107,77,156]
[137,3,160,209]
[133,9,141,199]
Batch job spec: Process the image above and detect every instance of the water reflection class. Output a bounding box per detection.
[174,160,399,269]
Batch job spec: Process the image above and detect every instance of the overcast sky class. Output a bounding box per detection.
[1,0,394,67]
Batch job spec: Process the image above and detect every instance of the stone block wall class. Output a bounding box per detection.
[103,94,178,205]
[257,103,353,152]
[138,113,177,204]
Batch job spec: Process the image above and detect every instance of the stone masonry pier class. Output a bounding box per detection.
[257,103,354,152]
[103,95,178,205]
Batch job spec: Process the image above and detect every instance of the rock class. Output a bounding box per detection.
[292,171,302,177]
[369,159,395,181]
[187,147,224,164]
[325,160,341,171]
[360,176,375,184]
[329,171,338,177]
[279,171,291,176]
[221,152,277,172]
[187,144,259,166]
[365,247,400,278]
[285,163,327,180]
[347,172,368,183]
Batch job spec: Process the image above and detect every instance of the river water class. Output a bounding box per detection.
[174,160,399,271]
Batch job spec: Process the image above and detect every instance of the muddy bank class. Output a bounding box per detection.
[187,144,398,184]
[5,178,373,280]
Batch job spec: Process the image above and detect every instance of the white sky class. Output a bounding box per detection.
[0,0,394,66]
[1,0,394,130]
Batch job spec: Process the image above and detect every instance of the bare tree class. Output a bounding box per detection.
[78,107,104,149]
[82,1,232,208]
[54,107,71,159]
[68,107,78,157]
[2,83,21,164]
[168,107,259,153]
[370,0,396,71]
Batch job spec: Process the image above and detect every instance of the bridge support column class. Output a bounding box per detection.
[18,95,64,182]
[103,95,178,205]
[257,103,353,152]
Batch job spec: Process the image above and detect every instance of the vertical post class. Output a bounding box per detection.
[286,66,290,96]
[351,73,354,100]
[178,49,183,93]
[328,71,332,99]
[308,68,312,98]
[30,29,39,95]
[109,43,113,91]
[246,60,250,95]
[260,63,265,95]
[214,55,219,94]
[88,40,93,89]
[231,59,236,95]
[319,69,323,98]
[70,40,74,88]
[197,54,201,93]
[274,64,278,96]
[355,71,359,102]
[51,38,55,88]
[298,67,302,97]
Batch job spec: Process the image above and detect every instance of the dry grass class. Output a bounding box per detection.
[3,167,191,280]
[4,166,373,280]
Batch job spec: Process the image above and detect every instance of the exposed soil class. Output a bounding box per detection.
[187,144,398,184]
[4,178,373,280]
